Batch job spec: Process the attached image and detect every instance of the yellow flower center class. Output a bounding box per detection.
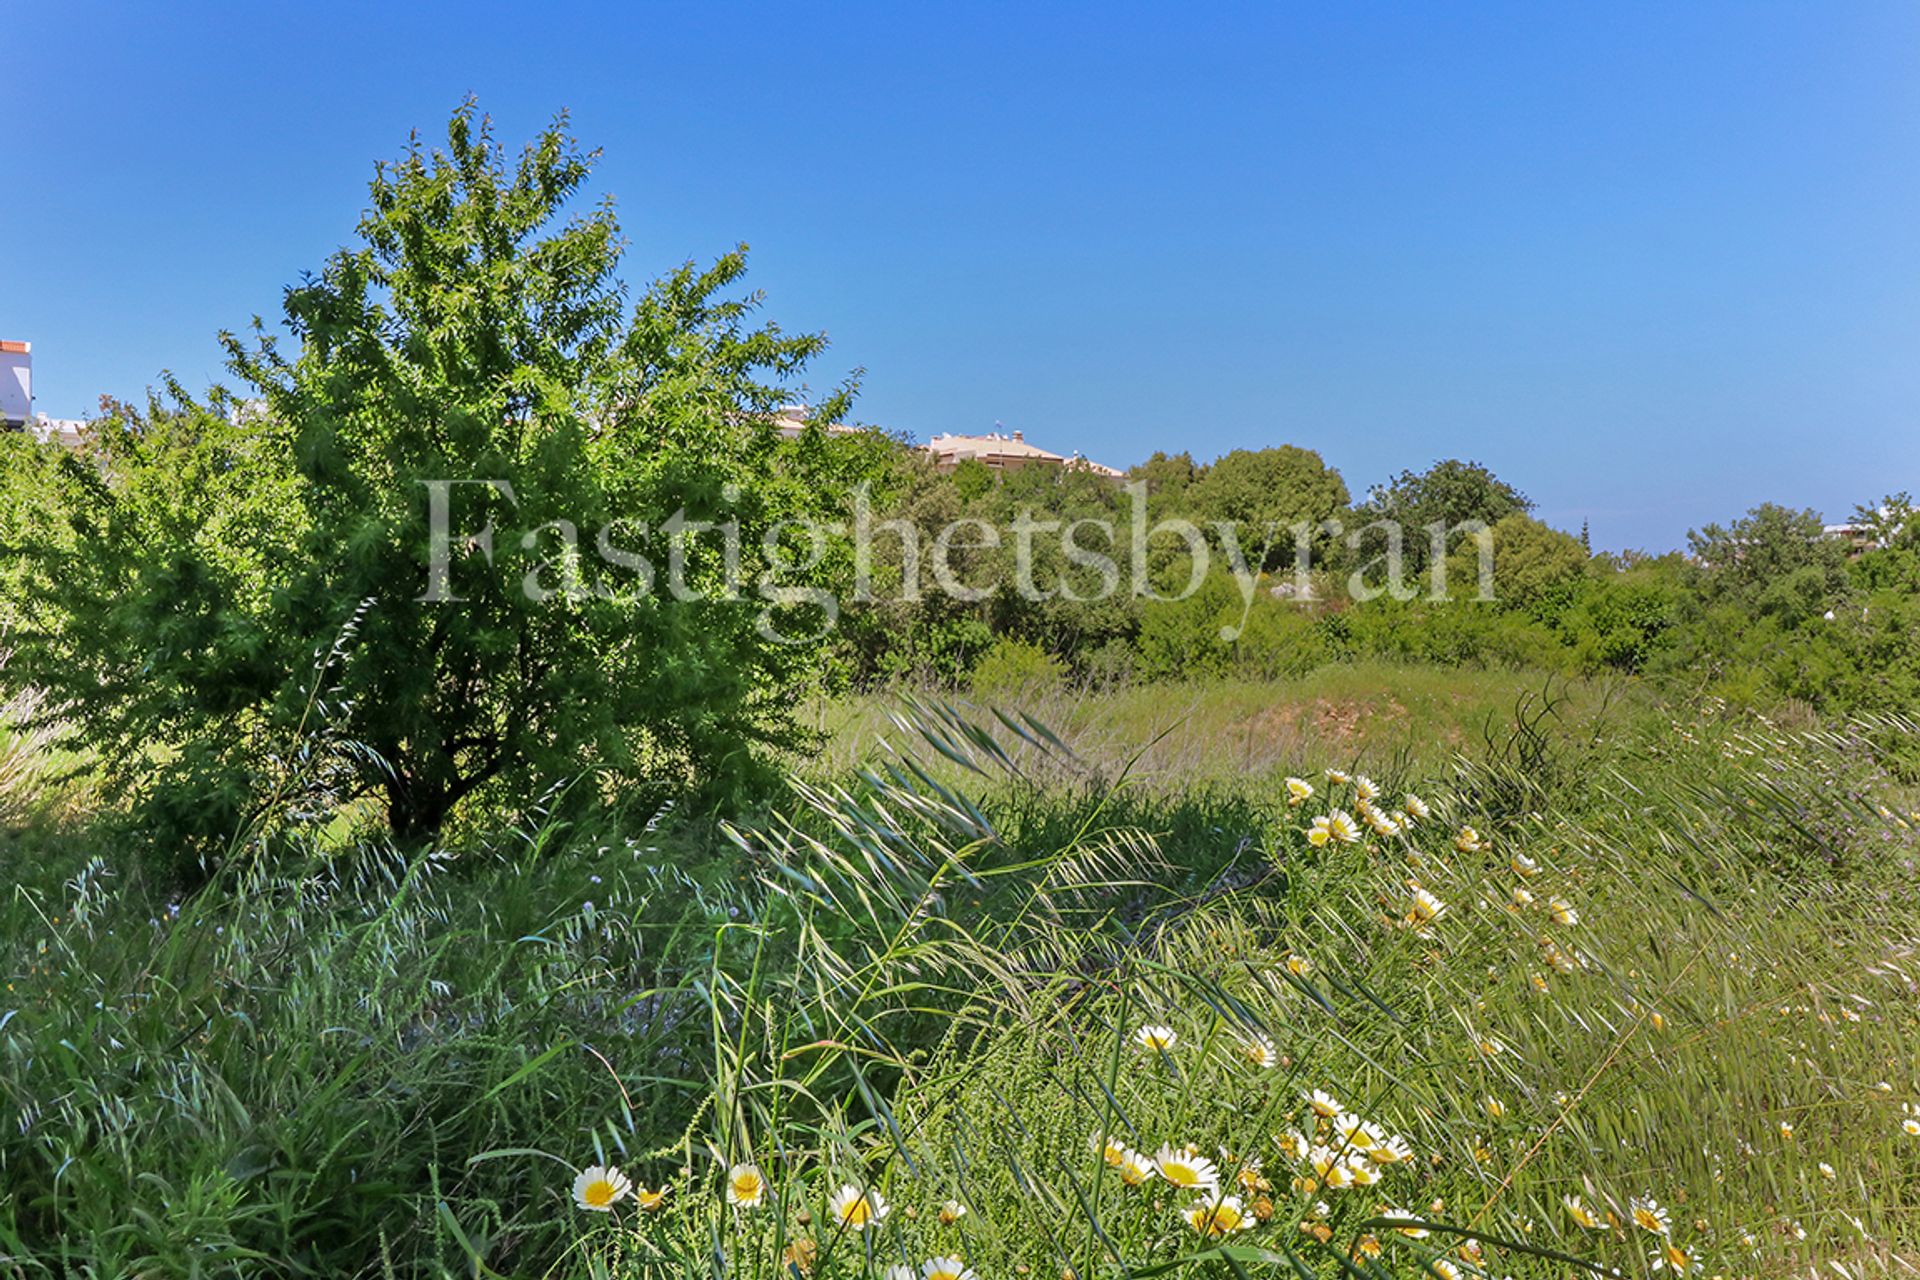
[733,1173,762,1199]
[841,1199,872,1226]
[584,1180,617,1207]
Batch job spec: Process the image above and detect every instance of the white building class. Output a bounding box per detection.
[1,340,31,428]
[2,340,90,447]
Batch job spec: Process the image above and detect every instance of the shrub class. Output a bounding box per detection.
[970,635,1066,699]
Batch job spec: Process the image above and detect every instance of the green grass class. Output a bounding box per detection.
[2,687,1917,1278]
[806,664,1648,785]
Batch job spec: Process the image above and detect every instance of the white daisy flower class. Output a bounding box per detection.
[572,1165,632,1212]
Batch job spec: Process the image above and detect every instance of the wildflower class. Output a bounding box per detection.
[922,1257,977,1280]
[1308,810,1362,846]
[1094,1132,1128,1167]
[1299,1218,1334,1243]
[1509,852,1539,876]
[887,1267,915,1280]
[1275,1128,1309,1160]
[828,1185,889,1232]
[1404,794,1431,821]
[1155,1145,1220,1191]
[938,1199,968,1225]
[1778,1121,1794,1141]
[1134,1024,1178,1052]
[1346,1159,1381,1188]
[1455,826,1486,854]
[1650,1010,1666,1030]
[1236,1160,1271,1194]
[783,1239,819,1275]
[1819,1162,1835,1180]
[1788,1221,1807,1241]
[726,1163,768,1209]
[1368,1134,1414,1165]
[1284,952,1313,977]
[1304,1088,1344,1118]
[1548,897,1579,926]
[1285,777,1315,806]
[1353,775,1380,802]
[1902,1117,1920,1137]
[1305,1144,1346,1181]
[1408,886,1447,924]
[1630,1196,1672,1236]
[1118,1149,1155,1186]
[1511,886,1535,907]
[1183,1194,1253,1237]
[572,1165,632,1212]
[1476,1037,1506,1058]
[1563,1195,1602,1229]
[1530,973,1551,993]
[1483,1096,1505,1119]
[635,1184,669,1211]
[1239,1032,1280,1068]
[1653,1242,1698,1274]
[1429,1260,1461,1280]
[1326,769,1351,784]
[1331,1112,1384,1151]
[1363,806,1399,837]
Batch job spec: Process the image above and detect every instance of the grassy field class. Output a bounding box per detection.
[806,664,1647,784]
[3,680,1918,1278]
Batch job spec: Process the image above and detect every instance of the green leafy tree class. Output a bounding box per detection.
[1188,445,1349,569]
[12,105,861,859]
[1446,512,1588,608]
[1358,458,1532,574]
[1685,503,1849,623]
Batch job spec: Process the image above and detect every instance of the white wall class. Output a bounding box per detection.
[0,344,30,425]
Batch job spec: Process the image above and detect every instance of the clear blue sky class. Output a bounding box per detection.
[6,2,1918,551]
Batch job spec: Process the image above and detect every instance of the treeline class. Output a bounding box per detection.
[832,440,1919,716]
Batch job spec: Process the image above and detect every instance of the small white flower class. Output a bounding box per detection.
[1134,1024,1178,1052]
[573,1165,632,1212]
[1154,1145,1219,1191]
[828,1184,889,1231]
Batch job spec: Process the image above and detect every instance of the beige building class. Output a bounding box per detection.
[769,406,866,440]
[923,428,1123,480]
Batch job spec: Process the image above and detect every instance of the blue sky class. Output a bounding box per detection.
[5,2,1917,551]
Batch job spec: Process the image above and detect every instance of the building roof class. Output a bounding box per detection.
[770,406,866,439]
[924,430,1124,478]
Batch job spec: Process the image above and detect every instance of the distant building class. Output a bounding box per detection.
[923,428,1124,480]
[29,413,88,448]
[1,340,88,446]
[1822,522,1874,557]
[769,405,865,440]
[1,340,31,428]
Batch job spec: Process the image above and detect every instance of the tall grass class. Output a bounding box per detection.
[2,696,1916,1277]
